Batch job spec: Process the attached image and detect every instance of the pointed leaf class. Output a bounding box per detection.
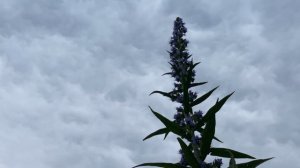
[191,86,219,107]
[149,107,185,137]
[177,138,199,168]
[200,114,216,160]
[143,128,169,141]
[213,136,223,143]
[162,72,173,76]
[164,131,169,140]
[133,162,183,168]
[210,148,255,159]
[189,82,207,88]
[191,62,200,70]
[235,158,274,168]
[202,92,234,122]
[149,91,174,99]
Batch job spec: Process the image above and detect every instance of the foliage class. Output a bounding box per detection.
[133,17,272,168]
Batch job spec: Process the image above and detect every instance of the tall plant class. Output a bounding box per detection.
[133,17,272,168]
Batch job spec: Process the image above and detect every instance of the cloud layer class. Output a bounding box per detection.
[0,0,299,167]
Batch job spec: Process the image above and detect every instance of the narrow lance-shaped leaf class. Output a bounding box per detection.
[210,147,255,159]
[235,158,274,168]
[200,114,216,160]
[202,92,234,122]
[162,72,173,76]
[133,162,183,168]
[177,138,199,168]
[149,91,174,99]
[191,86,219,107]
[143,128,169,141]
[188,82,207,88]
[149,106,185,137]
[163,131,169,140]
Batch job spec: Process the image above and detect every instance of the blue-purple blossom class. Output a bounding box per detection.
[176,106,184,112]
[175,94,184,103]
[189,90,197,102]
[168,17,195,84]
[185,116,195,128]
[213,158,223,167]
[194,110,203,119]
[174,113,181,121]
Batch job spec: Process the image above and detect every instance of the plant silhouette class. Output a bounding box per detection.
[133,17,273,168]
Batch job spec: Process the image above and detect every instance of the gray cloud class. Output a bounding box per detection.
[0,0,298,168]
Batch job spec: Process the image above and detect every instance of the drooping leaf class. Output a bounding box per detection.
[188,82,207,88]
[191,86,219,107]
[202,92,234,122]
[200,114,216,160]
[177,138,199,168]
[149,106,185,137]
[133,162,183,168]
[149,91,174,99]
[162,72,173,76]
[210,147,255,159]
[235,158,274,168]
[143,128,169,141]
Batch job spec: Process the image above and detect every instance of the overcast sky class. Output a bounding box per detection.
[0,0,299,168]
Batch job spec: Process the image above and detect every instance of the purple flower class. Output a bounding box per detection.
[175,94,184,103]
[189,91,197,102]
[168,17,194,83]
[213,158,223,168]
[185,116,195,128]
[176,106,184,112]
[194,110,203,119]
[174,113,181,121]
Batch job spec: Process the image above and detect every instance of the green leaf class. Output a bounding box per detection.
[133,162,183,168]
[235,158,274,168]
[210,148,255,159]
[191,61,201,70]
[202,92,234,122]
[213,136,223,143]
[189,82,207,88]
[177,138,199,168]
[200,114,216,160]
[164,131,169,140]
[143,128,169,141]
[149,91,174,99]
[162,72,173,76]
[149,106,185,137]
[191,86,219,107]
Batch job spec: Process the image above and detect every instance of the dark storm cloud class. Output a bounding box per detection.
[0,0,298,168]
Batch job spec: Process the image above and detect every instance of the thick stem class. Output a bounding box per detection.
[182,77,201,163]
